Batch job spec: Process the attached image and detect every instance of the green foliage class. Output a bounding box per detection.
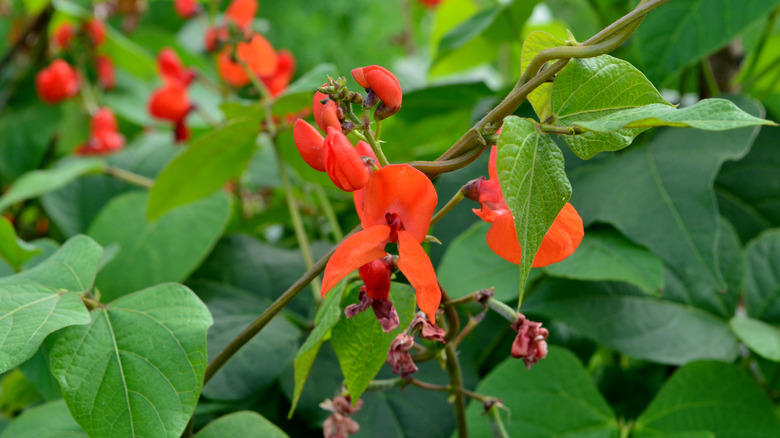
[0,218,41,270]
[497,116,571,297]
[0,400,85,438]
[731,317,780,361]
[194,411,288,438]
[743,229,780,322]
[47,283,213,438]
[521,31,568,120]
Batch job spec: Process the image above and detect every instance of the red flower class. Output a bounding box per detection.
[204,26,228,52]
[293,119,326,171]
[352,65,402,117]
[321,164,441,322]
[75,108,125,156]
[51,22,76,50]
[85,18,106,47]
[472,146,583,266]
[157,48,196,87]
[225,0,257,29]
[217,33,278,87]
[419,0,444,7]
[312,90,341,132]
[261,49,295,97]
[174,0,200,18]
[96,55,115,90]
[35,59,80,104]
[359,255,394,301]
[148,83,193,142]
[323,128,370,192]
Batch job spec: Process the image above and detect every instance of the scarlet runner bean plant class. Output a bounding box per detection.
[1,0,780,437]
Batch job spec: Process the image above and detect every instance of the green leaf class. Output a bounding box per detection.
[543,229,665,296]
[573,99,775,132]
[520,31,568,120]
[103,26,156,79]
[47,283,213,438]
[89,191,230,301]
[731,317,780,362]
[147,119,258,221]
[716,127,780,243]
[0,218,41,270]
[633,361,780,437]
[331,283,416,402]
[0,400,85,438]
[436,7,502,58]
[523,279,738,365]
[465,347,618,437]
[570,96,764,317]
[497,116,571,298]
[629,0,780,85]
[0,158,107,213]
[743,229,780,322]
[437,221,523,302]
[0,104,61,185]
[551,55,670,159]
[194,411,288,438]
[289,281,345,416]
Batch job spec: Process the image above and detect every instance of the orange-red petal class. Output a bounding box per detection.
[397,230,441,323]
[238,34,277,78]
[293,119,325,171]
[226,0,257,28]
[321,225,391,297]
[533,203,584,267]
[486,211,522,264]
[361,164,437,242]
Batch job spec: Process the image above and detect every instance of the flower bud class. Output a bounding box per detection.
[76,108,125,156]
[312,91,341,132]
[293,119,325,172]
[351,65,402,113]
[35,59,80,104]
[204,26,227,52]
[85,18,106,47]
[174,0,200,18]
[323,128,370,192]
[158,48,196,87]
[95,55,115,91]
[51,23,76,50]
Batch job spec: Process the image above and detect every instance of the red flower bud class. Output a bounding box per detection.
[323,128,370,192]
[75,108,125,156]
[96,55,115,91]
[35,59,80,104]
[261,49,295,97]
[226,0,257,29]
[174,0,200,18]
[204,26,227,52]
[293,119,325,172]
[157,48,196,87]
[312,91,341,132]
[51,22,76,50]
[85,18,106,47]
[148,83,192,122]
[351,65,402,110]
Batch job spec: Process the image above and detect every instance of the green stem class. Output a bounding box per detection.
[313,183,344,241]
[410,143,485,176]
[487,298,517,322]
[539,123,583,135]
[104,166,154,189]
[741,8,778,84]
[486,405,510,438]
[363,378,404,392]
[700,58,721,97]
[202,226,360,384]
[431,191,464,226]
[363,127,391,167]
[446,342,468,438]
[274,142,322,302]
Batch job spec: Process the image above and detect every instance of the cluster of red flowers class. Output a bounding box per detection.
[75,107,125,156]
[147,49,196,143]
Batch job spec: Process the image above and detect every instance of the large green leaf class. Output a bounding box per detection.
[497,116,571,299]
[573,99,774,132]
[331,283,416,403]
[0,104,61,185]
[543,228,664,296]
[47,284,213,438]
[0,400,85,438]
[743,229,780,323]
[731,317,780,362]
[464,347,618,437]
[523,279,738,365]
[0,218,40,271]
[89,191,230,301]
[570,97,764,317]
[0,159,107,213]
[520,31,568,121]
[41,132,179,237]
[551,55,670,159]
[103,27,156,80]
[147,119,259,221]
[633,361,780,437]
[629,0,780,85]
[194,412,288,438]
[716,127,780,243]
